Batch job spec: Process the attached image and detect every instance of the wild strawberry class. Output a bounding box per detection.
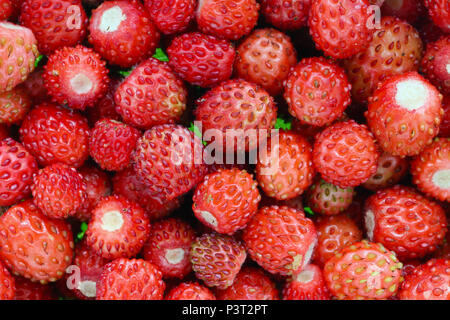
[256,131,315,200]
[20,0,88,55]
[420,36,450,95]
[43,45,109,110]
[88,0,160,68]
[424,0,450,34]
[97,258,165,300]
[85,195,150,260]
[411,138,449,202]
[313,120,379,188]
[399,259,450,300]
[0,0,13,21]
[14,276,54,300]
[235,28,297,96]
[20,68,50,105]
[0,138,38,206]
[439,96,450,137]
[0,124,8,140]
[243,206,317,276]
[366,72,443,157]
[167,32,235,88]
[379,0,425,24]
[132,124,208,201]
[142,218,196,279]
[306,179,354,216]
[192,168,260,235]
[260,0,311,31]
[324,241,403,300]
[190,233,246,289]
[342,17,423,104]
[196,0,259,41]
[0,22,38,93]
[86,77,122,126]
[364,185,447,260]
[0,86,31,125]
[114,58,187,129]
[19,103,90,168]
[0,200,74,283]
[283,264,330,300]
[284,57,351,127]
[166,282,216,300]
[144,0,195,35]
[0,260,14,300]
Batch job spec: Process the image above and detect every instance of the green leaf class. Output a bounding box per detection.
[189,122,207,146]
[118,69,132,77]
[34,55,44,68]
[274,117,292,131]
[304,207,314,216]
[76,222,88,242]
[153,48,169,62]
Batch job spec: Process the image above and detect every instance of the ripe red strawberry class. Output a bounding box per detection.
[284,57,351,127]
[424,0,450,33]
[166,282,216,300]
[20,68,50,105]
[0,0,13,21]
[366,72,443,157]
[195,79,277,153]
[132,124,208,201]
[142,218,196,279]
[324,241,403,300]
[192,168,260,235]
[114,58,187,129]
[97,258,165,300]
[0,124,8,140]
[243,206,317,276]
[313,120,379,188]
[411,138,449,202]
[256,131,315,200]
[420,36,450,95]
[260,0,311,31]
[379,0,425,24]
[86,77,122,126]
[0,22,38,93]
[19,103,89,168]
[0,138,38,206]
[306,179,354,216]
[196,0,259,41]
[342,16,423,104]
[0,200,74,283]
[399,259,450,300]
[439,96,450,137]
[20,0,88,54]
[144,0,195,35]
[308,0,373,59]
[88,0,160,67]
[283,264,330,300]
[89,119,140,172]
[0,86,31,125]
[314,214,363,267]
[85,195,150,260]
[0,260,15,300]
[167,32,235,88]
[14,276,54,300]
[43,45,110,110]
[364,185,447,260]
[190,233,246,289]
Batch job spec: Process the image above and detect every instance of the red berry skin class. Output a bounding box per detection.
[364,186,447,260]
[19,103,90,168]
[32,163,87,220]
[420,36,450,95]
[424,0,450,34]
[306,179,354,216]
[88,0,160,68]
[0,138,38,207]
[0,260,15,300]
[243,206,317,276]
[20,68,50,105]
[0,200,74,283]
[283,264,330,300]
[144,0,195,35]
[196,0,259,41]
[193,168,261,235]
[313,120,380,188]
[439,96,450,137]
[20,0,88,55]
[366,72,443,157]
[0,0,13,21]
[411,138,450,202]
[132,124,208,201]
[399,259,450,300]
[97,258,165,300]
[260,0,311,31]
[85,195,151,260]
[142,218,195,279]
[308,0,373,59]
[0,86,31,125]
[167,32,235,88]
[115,58,187,130]
[235,28,297,96]
[14,276,54,300]
[0,124,8,140]
[379,0,425,24]
[166,282,216,300]
[86,77,122,126]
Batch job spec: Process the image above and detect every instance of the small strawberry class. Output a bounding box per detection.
[439,96,450,137]
[97,258,165,300]
[144,0,195,35]
[420,36,450,95]
[283,264,330,300]
[379,0,425,24]
[166,282,216,300]
[366,72,443,157]
[0,86,31,125]
[20,68,50,105]
[86,77,122,126]
[424,0,450,33]
[0,0,13,21]
[243,206,317,276]
[14,276,54,300]
[306,179,354,216]
[88,0,160,67]
[190,233,247,289]
[260,0,311,31]
[324,241,403,300]
[0,260,14,300]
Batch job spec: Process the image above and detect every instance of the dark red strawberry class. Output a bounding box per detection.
[439,96,450,137]
[0,86,31,125]
[418,19,445,45]
[144,0,195,35]
[14,276,54,300]
[260,0,311,31]
[166,282,216,300]
[20,68,50,105]
[306,179,354,216]
[424,0,450,33]
[420,36,450,95]
[283,264,330,300]
[379,0,425,24]
[0,124,8,140]
[86,77,122,126]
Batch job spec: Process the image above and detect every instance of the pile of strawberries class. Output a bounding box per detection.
[0,0,448,301]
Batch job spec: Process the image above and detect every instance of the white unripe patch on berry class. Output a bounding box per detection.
[365,210,375,241]
[294,269,314,283]
[101,210,124,232]
[446,64,450,75]
[199,210,218,227]
[99,6,126,33]
[78,280,97,298]
[165,248,185,265]
[303,240,316,269]
[395,79,428,111]
[70,73,93,95]
[432,169,450,190]
[0,22,27,31]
